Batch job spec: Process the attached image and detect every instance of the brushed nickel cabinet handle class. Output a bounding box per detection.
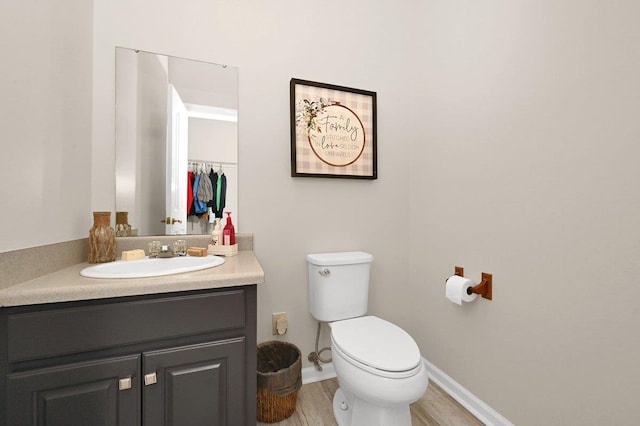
[119,377,132,391]
[144,372,157,386]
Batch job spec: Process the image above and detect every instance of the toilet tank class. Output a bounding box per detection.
[307,251,373,322]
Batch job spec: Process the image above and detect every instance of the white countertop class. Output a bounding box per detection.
[0,251,264,307]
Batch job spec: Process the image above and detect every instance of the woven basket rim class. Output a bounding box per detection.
[257,341,302,376]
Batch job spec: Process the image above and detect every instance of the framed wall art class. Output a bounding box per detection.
[290,78,377,179]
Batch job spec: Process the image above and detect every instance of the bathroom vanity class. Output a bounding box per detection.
[0,247,264,426]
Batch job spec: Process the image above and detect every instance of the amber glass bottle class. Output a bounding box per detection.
[88,212,116,263]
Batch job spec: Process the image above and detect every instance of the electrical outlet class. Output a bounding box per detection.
[272,312,288,335]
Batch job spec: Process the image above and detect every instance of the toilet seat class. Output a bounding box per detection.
[331,316,422,379]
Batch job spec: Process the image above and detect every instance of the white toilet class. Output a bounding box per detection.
[307,251,429,426]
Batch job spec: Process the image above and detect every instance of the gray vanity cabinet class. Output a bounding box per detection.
[143,338,245,425]
[7,354,140,426]
[0,285,257,426]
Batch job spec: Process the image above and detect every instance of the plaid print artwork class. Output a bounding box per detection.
[291,79,376,179]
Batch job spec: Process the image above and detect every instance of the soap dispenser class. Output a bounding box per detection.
[211,218,222,246]
[222,212,236,245]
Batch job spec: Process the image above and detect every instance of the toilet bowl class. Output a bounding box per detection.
[329,316,428,426]
[307,252,429,426]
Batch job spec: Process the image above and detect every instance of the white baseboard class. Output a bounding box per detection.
[422,357,514,426]
[301,362,336,384]
[300,358,513,426]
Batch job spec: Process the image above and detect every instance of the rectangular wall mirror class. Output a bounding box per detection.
[115,47,238,236]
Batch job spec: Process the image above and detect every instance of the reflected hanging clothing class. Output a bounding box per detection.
[207,169,219,214]
[188,172,197,216]
[197,172,213,202]
[212,173,227,218]
[192,173,207,215]
[186,171,194,216]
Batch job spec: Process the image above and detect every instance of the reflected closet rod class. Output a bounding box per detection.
[188,160,237,168]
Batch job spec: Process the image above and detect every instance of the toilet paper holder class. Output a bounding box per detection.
[454,266,492,300]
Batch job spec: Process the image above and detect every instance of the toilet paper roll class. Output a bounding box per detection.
[445,275,478,305]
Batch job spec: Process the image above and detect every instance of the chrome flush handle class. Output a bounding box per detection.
[318,269,330,277]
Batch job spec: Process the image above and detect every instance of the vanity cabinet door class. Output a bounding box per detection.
[6,354,140,426]
[142,338,245,426]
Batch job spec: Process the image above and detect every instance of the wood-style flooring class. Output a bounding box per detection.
[257,378,484,425]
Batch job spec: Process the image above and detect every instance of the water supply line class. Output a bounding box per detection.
[308,321,332,371]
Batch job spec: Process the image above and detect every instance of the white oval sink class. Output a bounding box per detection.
[81,255,225,279]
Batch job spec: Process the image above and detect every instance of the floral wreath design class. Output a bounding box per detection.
[295,98,331,138]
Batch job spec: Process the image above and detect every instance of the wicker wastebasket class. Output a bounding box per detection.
[257,341,302,423]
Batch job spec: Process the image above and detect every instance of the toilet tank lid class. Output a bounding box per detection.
[307,251,373,266]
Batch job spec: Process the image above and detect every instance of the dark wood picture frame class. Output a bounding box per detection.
[290,78,377,179]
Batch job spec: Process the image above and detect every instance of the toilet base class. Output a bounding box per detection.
[332,387,412,426]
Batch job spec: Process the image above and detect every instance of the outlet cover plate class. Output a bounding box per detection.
[272,312,287,335]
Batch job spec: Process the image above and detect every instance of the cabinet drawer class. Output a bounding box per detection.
[8,289,246,363]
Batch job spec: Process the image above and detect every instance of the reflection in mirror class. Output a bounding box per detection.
[115,47,238,237]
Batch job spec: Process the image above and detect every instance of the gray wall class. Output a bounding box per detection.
[0,0,93,249]
[2,1,639,424]
[408,2,640,424]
